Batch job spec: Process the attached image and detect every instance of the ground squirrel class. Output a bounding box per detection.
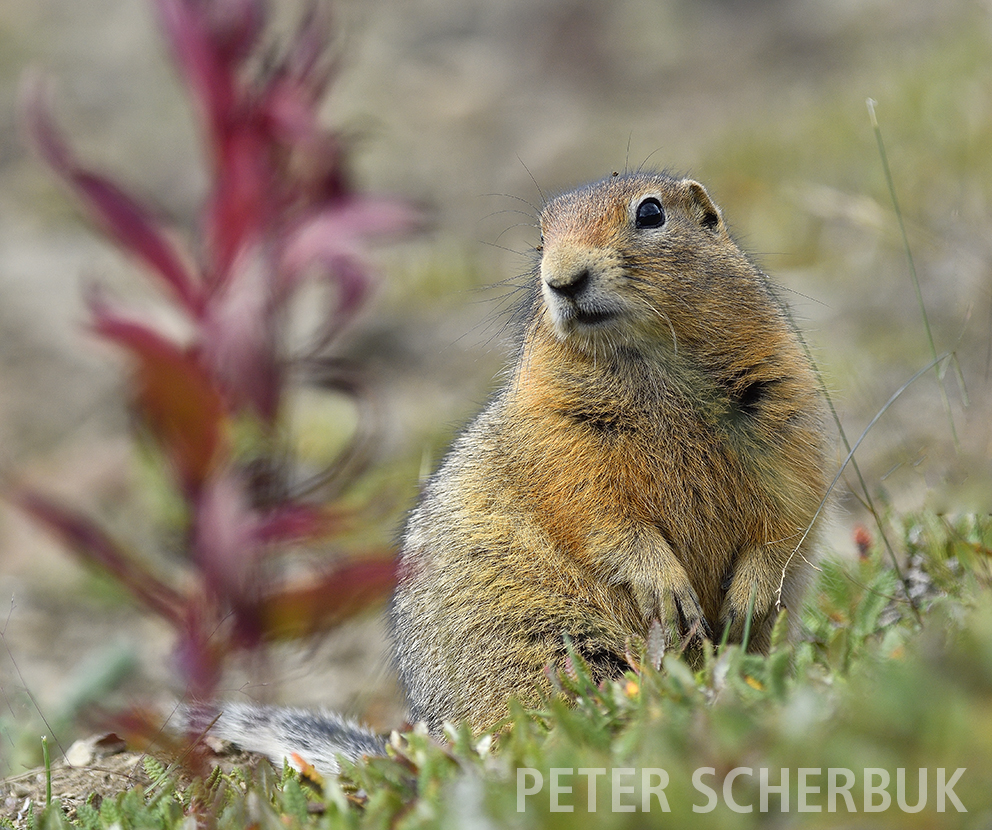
[192,171,830,771]
[392,170,830,735]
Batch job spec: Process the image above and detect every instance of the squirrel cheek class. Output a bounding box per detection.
[539,252,576,332]
[539,279,571,335]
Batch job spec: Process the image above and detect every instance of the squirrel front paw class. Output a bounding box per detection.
[718,564,779,650]
[635,580,711,650]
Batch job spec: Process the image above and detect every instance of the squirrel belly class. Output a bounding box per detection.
[184,171,830,773]
[391,171,830,736]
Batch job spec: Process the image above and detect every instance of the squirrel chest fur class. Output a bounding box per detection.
[392,171,830,735]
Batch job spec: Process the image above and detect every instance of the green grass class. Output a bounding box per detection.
[9,513,992,829]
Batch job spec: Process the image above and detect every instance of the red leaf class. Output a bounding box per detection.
[279,198,418,328]
[259,76,326,153]
[22,79,203,315]
[201,0,265,65]
[204,128,274,284]
[92,308,227,493]
[256,10,334,148]
[173,597,227,699]
[198,254,281,421]
[191,469,258,597]
[281,4,333,88]
[283,198,420,270]
[255,502,341,544]
[191,474,344,598]
[259,555,397,641]
[15,491,185,625]
[154,0,239,150]
[104,706,214,776]
[154,0,271,283]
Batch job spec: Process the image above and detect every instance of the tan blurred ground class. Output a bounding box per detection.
[1,0,989,775]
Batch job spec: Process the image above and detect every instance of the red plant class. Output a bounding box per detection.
[853,525,873,560]
[18,0,415,700]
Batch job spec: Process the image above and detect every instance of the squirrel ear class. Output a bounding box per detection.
[683,180,722,232]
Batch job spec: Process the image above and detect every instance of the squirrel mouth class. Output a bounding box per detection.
[572,307,613,326]
[544,289,616,332]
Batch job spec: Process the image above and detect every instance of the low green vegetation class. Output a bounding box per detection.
[7,513,991,828]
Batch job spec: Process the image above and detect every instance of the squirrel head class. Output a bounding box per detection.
[535,172,765,358]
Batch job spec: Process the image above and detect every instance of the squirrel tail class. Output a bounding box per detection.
[179,701,387,776]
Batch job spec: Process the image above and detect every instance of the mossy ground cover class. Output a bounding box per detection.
[5,514,991,828]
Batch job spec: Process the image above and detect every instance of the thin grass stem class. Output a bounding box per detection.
[867,98,959,448]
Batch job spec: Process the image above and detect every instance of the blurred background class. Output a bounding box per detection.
[0,0,989,776]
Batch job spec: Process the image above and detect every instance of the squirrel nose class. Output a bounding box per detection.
[545,267,591,299]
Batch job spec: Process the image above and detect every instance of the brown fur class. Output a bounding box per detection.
[391,172,830,735]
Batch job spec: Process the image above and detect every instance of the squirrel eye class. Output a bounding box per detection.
[634,197,665,229]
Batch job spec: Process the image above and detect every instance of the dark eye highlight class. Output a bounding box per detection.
[635,197,665,229]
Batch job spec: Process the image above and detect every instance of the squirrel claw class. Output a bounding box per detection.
[651,585,710,651]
